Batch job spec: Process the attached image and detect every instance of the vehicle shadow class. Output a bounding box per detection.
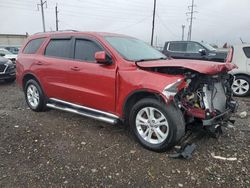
[0,80,16,86]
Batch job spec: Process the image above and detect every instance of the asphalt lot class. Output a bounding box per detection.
[0,81,249,187]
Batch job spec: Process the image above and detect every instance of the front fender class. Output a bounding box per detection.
[116,68,185,115]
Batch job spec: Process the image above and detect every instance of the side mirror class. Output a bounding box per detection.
[95,51,112,65]
[198,49,206,56]
[0,53,5,57]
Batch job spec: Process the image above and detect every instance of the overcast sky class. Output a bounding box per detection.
[1,0,249,46]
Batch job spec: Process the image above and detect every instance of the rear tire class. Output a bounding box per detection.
[232,75,250,97]
[24,79,47,112]
[129,98,185,152]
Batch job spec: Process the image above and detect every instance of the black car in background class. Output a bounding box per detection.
[162,41,228,62]
[0,57,16,83]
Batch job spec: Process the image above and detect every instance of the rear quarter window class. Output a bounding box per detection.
[243,47,250,58]
[23,38,45,54]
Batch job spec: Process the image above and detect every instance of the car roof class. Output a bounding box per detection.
[165,41,198,43]
[30,31,131,40]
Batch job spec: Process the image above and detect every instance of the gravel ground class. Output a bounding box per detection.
[0,81,249,188]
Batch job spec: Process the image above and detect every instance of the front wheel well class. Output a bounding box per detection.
[123,91,165,121]
[22,74,40,90]
[233,73,250,78]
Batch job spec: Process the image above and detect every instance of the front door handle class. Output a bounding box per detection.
[71,67,80,71]
[36,61,43,65]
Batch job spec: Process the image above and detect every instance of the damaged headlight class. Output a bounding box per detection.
[162,79,186,99]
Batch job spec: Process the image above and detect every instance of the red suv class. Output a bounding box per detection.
[16,31,237,151]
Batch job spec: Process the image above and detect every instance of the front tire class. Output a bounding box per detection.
[129,98,185,152]
[24,79,47,112]
[232,75,250,97]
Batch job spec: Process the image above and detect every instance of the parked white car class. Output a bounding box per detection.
[0,48,17,63]
[230,44,250,96]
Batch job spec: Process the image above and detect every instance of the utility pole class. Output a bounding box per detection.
[181,25,185,41]
[37,0,47,32]
[151,0,156,46]
[187,25,190,41]
[155,35,158,47]
[186,0,197,41]
[55,4,59,31]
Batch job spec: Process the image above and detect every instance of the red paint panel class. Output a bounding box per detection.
[186,107,206,119]
[116,68,185,115]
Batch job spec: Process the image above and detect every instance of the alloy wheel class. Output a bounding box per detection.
[135,107,169,144]
[232,78,250,96]
[27,84,40,108]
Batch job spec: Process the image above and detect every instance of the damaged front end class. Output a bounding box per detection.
[164,71,238,132]
[136,59,238,134]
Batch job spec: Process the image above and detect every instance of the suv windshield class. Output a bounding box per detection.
[201,42,216,51]
[105,36,166,61]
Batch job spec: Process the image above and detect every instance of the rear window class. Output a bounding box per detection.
[168,42,187,52]
[243,47,250,58]
[23,38,45,54]
[45,39,72,59]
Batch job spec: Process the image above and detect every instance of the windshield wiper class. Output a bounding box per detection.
[135,57,167,62]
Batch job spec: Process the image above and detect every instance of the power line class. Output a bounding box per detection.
[61,11,151,23]
[0,4,37,12]
[37,0,47,32]
[49,1,151,15]
[156,14,179,38]
[62,0,152,10]
[111,15,151,32]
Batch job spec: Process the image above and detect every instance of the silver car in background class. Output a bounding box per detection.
[230,44,250,96]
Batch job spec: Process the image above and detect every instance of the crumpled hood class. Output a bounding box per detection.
[136,59,237,75]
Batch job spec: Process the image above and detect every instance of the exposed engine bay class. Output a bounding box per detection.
[148,67,238,131]
[176,72,237,124]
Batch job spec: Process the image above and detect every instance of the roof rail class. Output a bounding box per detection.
[34,30,78,35]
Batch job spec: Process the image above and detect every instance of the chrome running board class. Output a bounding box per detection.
[46,98,119,124]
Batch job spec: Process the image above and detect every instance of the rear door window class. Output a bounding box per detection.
[74,39,102,62]
[45,39,72,59]
[168,42,187,52]
[243,47,250,58]
[23,38,45,54]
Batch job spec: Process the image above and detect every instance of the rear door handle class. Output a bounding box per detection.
[71,67,80,71]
